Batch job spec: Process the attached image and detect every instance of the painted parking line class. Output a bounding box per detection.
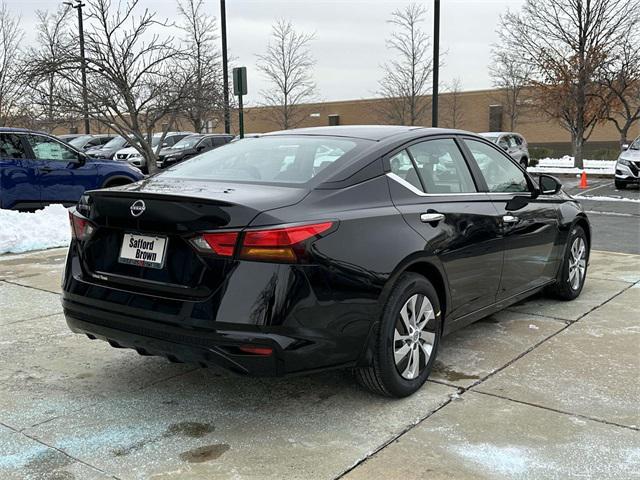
[585,210,639,218]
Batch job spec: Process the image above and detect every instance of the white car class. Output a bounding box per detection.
[615,136,640,189]
[114,132,193,171]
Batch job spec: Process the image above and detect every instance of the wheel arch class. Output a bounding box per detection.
[573,215,591,249]
[356,255,451,368]
[101,175,136,189]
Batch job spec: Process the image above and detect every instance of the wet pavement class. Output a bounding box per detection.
[0,249,638,479]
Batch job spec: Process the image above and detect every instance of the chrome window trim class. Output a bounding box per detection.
[386,172,483,197]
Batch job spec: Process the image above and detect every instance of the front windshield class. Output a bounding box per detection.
[69,135,93,147]
[630,137,640,150]
[161,136,365,185]
[173,135,203,149]
[103,136,127,149]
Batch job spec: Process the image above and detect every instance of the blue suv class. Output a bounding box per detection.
[0,128,144,210]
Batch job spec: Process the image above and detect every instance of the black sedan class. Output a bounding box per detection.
[63,126,590,397]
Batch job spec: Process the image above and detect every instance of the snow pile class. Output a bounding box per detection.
[528,156,616,175]
[0,205,71,254]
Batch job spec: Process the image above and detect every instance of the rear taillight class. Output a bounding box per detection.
[190,221,334,263]
[240,222,334,263]
[69,210,95,241]
[190,231,239,256]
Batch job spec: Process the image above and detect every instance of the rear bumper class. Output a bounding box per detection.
[61,241,380,376]
[63,296,283,376]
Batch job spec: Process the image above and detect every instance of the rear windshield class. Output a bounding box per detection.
[160,136,365,184]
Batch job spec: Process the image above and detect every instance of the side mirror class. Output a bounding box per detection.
[162,142,169,147]
[539,174,562,195]
[622,144,630,151]
[196,145,205,151]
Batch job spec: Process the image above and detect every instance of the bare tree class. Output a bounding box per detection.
[24,6,74,131]
[377,3,432,126]
[32,0,189,173]
[499,0,639,168]
[441,78,465,129]
[598,33,640,147]
[489,46,533,131]
[0,3,26,126]
[176,0,224,133]
[256,19,317,130]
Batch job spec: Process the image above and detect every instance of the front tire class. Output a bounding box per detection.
[546,225,588,300]
[356,273,442,397]
[520,157,529,169]
[615,179,627,190]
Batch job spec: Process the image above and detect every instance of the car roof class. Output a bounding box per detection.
[0,127,41,133]
[479,132,522,136]
[263,125,466,141]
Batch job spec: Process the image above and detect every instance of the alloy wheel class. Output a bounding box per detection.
[568,237,586,290]
[393,294,436,380]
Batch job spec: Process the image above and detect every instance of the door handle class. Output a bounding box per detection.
[503,215,519,224]
[420,213,445,223]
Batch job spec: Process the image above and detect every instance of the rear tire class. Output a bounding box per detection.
[546,225,588,301]
[355,273,442,398]
[615,179,627,190]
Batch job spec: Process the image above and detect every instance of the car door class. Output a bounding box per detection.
[0,133,39,209]
[25,134,91,204]
[387,137,503,321]
[462,137,562,299]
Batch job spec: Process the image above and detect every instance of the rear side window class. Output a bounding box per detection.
[465,139,529,193]
[0,134,27,159]
[212,137,228,147]
[408,139,476,193]
[162,136,364,185]
[389,150,422,191]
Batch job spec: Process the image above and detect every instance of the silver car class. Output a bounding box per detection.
[479,132,530,168]
[615,136,640,189]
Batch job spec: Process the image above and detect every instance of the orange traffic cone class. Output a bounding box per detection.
[579,170,588,189]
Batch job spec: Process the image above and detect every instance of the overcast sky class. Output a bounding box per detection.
[11,0,526,105]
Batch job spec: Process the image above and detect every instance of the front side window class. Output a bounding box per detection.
[0,134,27,159]
[162,136,364,185]
[27,135,79,162]
[408,139,477,193]
[465,139,529,193]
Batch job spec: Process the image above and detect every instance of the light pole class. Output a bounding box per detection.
[220,0,231,134]
[65,1,90,134]
[432,0,440,128]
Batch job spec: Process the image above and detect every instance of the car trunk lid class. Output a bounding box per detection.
[78,179,308,299]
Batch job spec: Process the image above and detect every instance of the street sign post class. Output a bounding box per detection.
[233,67,247,139]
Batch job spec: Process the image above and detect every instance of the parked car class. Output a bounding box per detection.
[479,132,530,168]
[67,134,116,152]
[114,132,193,172]
[156,134,233,169]
[63,126,590,397]
[0,127,144,210]
[614,136,640,189]
[231,133,262,142]
[58,133,85,143]
[86,135,131,160]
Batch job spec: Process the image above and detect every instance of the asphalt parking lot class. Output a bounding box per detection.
[562,176,639,255]
[1,180,639,480]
